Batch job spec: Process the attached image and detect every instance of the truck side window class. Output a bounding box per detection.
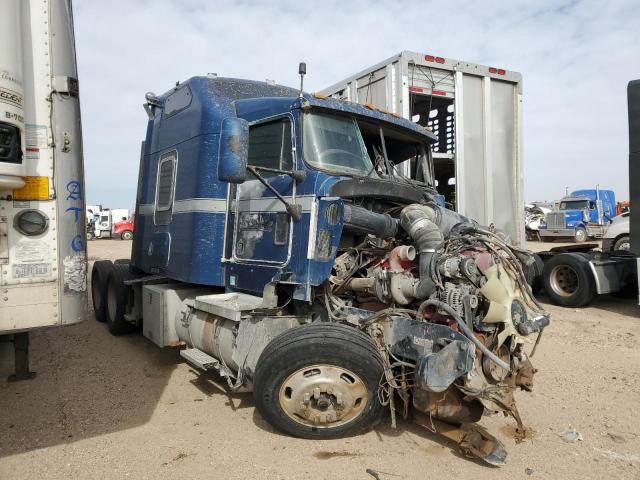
[155,150,177,225]
[247,119,293,175]
[163,86,192,118]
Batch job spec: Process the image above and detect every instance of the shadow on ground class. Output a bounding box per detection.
[0,317,181,458]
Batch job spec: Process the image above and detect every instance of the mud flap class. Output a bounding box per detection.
[413,412,508,467]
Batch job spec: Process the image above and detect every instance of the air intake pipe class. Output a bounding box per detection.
[343,204,398,239]
[399,204,442,299]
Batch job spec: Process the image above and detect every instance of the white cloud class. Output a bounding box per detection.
[74,0,639,207]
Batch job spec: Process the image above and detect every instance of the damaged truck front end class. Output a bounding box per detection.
[123,77,549,466]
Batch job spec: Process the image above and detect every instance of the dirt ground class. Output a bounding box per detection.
[1,239,639,480]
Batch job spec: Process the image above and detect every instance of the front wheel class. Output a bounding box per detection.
[120,230,133,241]
[574,227,587,243]
[614,235,630,251]
[253,323,385,439]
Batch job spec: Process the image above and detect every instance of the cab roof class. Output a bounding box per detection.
[157,76,437,142]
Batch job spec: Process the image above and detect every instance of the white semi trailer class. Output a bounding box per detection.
[0,0,86,380]
[321,51,524,245]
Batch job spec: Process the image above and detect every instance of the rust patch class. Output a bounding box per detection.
[203,314,216,354]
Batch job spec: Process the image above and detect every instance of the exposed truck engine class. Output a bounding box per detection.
[92,68,549,466]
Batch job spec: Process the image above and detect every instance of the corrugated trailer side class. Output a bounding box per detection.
[320,51,524,245]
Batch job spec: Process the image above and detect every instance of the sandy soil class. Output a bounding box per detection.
[0,240,639,480]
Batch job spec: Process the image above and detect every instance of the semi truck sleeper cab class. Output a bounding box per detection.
[91,73,549,466]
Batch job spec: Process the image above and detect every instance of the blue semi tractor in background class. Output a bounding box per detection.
[539,188,616,243]
[533,84,638,308]
[90,68,549,465]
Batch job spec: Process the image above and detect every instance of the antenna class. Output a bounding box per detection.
[298,62,306,98]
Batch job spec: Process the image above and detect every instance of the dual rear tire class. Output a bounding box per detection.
[542,253,595,307]
[90,259,138,335]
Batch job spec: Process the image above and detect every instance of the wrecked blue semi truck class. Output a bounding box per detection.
[539,188,616,242]
[91,73,549,466]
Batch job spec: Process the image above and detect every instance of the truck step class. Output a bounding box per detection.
[180,348,220,371]
[194,292,263,321]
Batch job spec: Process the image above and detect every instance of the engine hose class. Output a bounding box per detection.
[399,204,442,299]
[417,298,511,371]
[343,204,398,238]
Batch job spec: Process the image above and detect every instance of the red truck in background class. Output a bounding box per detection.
[113,216,135,240]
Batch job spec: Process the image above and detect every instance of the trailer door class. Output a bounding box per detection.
[455,73,523,244]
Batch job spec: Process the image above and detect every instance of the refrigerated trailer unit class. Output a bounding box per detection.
[0,0,87,380]
[320,51,524,245]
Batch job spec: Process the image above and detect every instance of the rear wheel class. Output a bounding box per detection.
[524,253,545,295]
[542,253,595,307]
[105,261,138,335]
[253,323,385,439]
[574,227,587,243]
[91,260,113,322]
[120,230,133,241]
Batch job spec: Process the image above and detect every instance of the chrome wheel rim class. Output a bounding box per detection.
[278,364,368,428]
[575,229,586,242]
[549,264,579,297]
[617,241,630,251]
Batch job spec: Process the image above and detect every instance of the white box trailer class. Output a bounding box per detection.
[320,51,524,245]
[0,0,86,380]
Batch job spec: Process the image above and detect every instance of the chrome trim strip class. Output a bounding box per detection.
[307,198,319,260]
[138,195,316,216]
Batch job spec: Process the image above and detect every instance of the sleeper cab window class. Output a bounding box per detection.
[247,118,293,177]
[155,150,177,225]
[163,85,192,118]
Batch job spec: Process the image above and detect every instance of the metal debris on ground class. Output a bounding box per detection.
[559,427,583,443]
[366,468,401,479]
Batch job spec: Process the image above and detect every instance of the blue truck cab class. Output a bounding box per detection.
[92,73,548,464]
[539,188,616,242]
[131,76,439,298]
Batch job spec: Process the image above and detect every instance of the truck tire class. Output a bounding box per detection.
[91,260,113,322]
[542,253,595,307]
[524,253,544,295]
[574,227,587,243]
[120,230,133,241]
[105,261,138,336]
[614,235,630,251]
[253,322,385,439]
[86,230,94,241]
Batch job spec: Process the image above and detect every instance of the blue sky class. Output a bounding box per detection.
[74,0,639,208]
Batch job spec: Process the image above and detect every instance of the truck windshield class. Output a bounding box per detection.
[302,112,374,176]
[302,111,433,185]
[560,200,589,210]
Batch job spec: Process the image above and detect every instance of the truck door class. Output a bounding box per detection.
[227,116,296,289]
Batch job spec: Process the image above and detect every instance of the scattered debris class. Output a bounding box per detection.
[314,451,360,460]
[365,468,400,479]
[606,432,626,444]
[593,448,640,464]
[525,467,535,475]
[161,452,193,466]
[560,427,583,443]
